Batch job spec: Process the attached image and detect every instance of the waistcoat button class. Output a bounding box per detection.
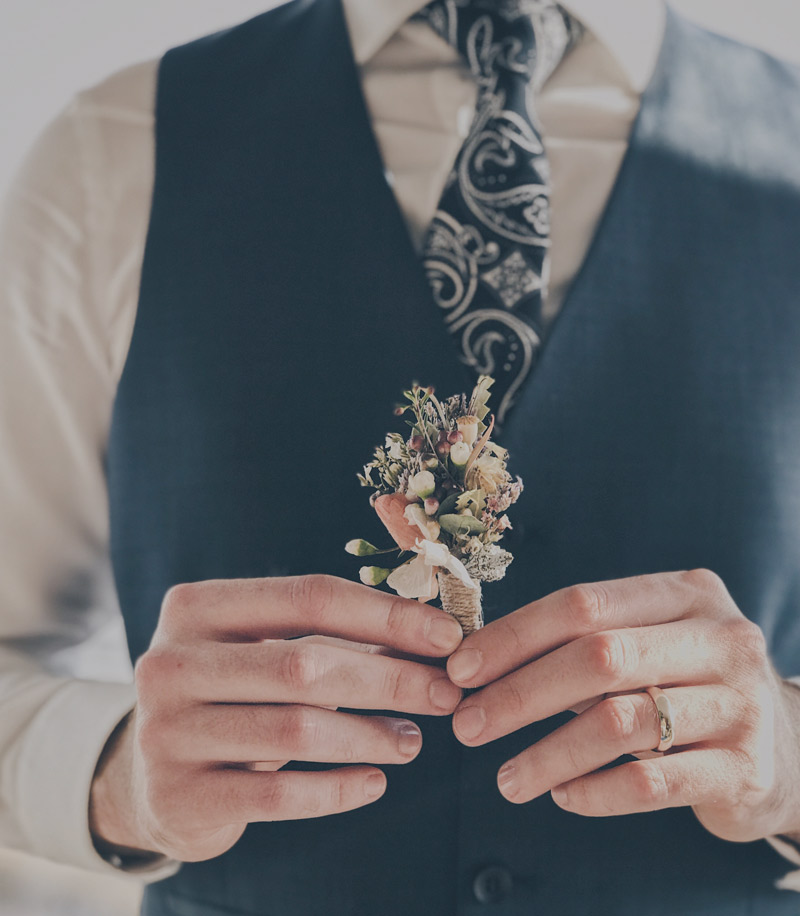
[472,865,514,904]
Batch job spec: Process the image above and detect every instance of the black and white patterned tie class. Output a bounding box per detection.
[416,0,582,424]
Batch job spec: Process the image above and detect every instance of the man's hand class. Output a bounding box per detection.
[89,575,463,863]
[446,570,800,843]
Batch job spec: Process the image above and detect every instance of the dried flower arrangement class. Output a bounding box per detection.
[346,376,523,634]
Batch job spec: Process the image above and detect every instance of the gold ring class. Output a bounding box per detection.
[644,686,675,752]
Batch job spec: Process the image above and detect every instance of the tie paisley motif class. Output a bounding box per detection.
[416,0,582,424]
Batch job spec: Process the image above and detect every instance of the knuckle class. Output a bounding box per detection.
[502,678,528,716]
[727,618,768,668]
[381,664,406,708]
[562,737,585,776]
[584,631,629,686]
[630,763,669,806]
[133,651,157,692]
[290,574,335,623]
[282,643,320,693]
[599,696,639,744]
[384,597,411,644]
[499,618,526,657]
[280,707,318,756]
[681,568,725,599]
[338,773,355,809]
[161,582,201,623]
[328,775,347,814]
[134,648,181,699]
[259,775,288,817]
[563,583,610,633]
[735,701,762,743]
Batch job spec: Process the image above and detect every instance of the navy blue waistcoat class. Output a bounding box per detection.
[105,2,800,913]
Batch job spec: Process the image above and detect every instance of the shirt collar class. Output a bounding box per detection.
[342,0,666,94]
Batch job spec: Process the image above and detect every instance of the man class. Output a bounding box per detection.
[2,0,800,913]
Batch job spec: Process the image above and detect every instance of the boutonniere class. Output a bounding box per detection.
[346,376,523,634]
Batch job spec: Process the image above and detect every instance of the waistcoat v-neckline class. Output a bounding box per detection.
[321,0,671,431]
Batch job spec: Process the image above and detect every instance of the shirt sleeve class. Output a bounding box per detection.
[0,97,177,881]
[762,676,800,890]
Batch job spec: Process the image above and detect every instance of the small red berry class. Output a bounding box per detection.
[447,430,463,445]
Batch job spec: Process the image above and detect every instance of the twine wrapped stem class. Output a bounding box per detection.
[438,571,483,635]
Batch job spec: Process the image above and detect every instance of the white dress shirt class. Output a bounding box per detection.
[1,0,799,891]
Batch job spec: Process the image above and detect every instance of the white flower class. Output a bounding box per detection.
[417,540,478,590]
[467,453,508,495]
[385,436,404,460]
[457,416,479,447]
[408,470,436,498]
[345,538,379,556]
[387,553,438,601]
[404,503,440,542]
[449,440,472,467]
[386,538,478,600]
[359,566,391,586]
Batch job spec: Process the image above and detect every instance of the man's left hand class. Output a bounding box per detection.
[446,570,800,843]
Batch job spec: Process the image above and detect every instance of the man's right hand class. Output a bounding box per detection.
[88,574,464,863]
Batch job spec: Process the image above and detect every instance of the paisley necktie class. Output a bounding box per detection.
[416,0,582,424]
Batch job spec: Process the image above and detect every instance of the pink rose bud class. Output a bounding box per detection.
[424,497,440,516]
[435,440,451,457]
[447,430,463,445]
[373,493,419,550]
[408,435,425,452]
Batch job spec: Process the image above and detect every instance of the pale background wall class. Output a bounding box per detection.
[0,1,798,914]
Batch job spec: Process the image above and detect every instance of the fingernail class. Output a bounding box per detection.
[397,723,422,757]
[427,616,463,651]
[551,785,568,806]
[497,762,517,797]
[429,677,462,711]
[453,705,486,741]
[448,647,482,684]
[366,772,386,798]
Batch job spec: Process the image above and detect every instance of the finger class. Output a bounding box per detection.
[180,766,387,829]
[157,640,462,715]
[300,635,390,655]
[452,620,722,745]
[496,686,740,804]
[447,569,732,687]
[550,748,732,817]
[160,575,463,657]
[299,634,433,665]
[172,705,423,765]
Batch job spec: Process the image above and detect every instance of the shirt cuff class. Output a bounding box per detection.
[766,835,800,891]
[11,677,179,882]
[764,676,800,890]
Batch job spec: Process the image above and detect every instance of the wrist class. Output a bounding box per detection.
[89,709,158,858]
[765,679,800,838]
